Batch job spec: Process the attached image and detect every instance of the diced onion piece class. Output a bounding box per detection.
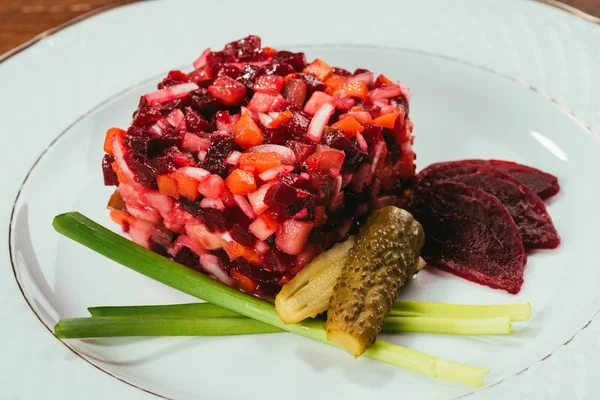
[306,103,335,143]
[247,183,274,216]
[234,195,256,219]
[199,254,234,286]
[368,85,403,102]
[192,48,211,69]
[250,144,297,165]
[355,132,368,152]
[166,109,185,127]
[200,198,226,210]
[348,71,374,86]
[145,82,199,105]
[258,165,294,181]
[226,151,242,166]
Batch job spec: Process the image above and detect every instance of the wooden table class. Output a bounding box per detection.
[1,0,598,56]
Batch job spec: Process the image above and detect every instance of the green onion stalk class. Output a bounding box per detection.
[53,212,491,387]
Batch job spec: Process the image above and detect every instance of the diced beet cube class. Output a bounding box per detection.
[323,129,369,172]
[222,35,266,62]
[174,247,200,269]
[215,64,242,79]
[266,112,311,143]
[305,149,345,178]
[203,132,234,176]
[332,67,351,76]
[185,107,212,132]
[361,124,384,146]
[187,88,221,117]
[308,172,334,201]
[237,64,262,89]
[158,70,189,89]
[132,104,163,128]
[300,72,326,95]
[123,153,158,189]
[261,248,295,273]
[273,51,307,71]
[263,208,288,223]
[151,222,175,247]
[264,182,297,209]
[208,76,247,106]
[281,79,307,105]
[254,74,284,94]
[285,140,315,164]
[225,205,253,229]
[333,97,355,110]
[261,63,295,77]
[230,223,254,248]
[196,207,231,232]
[102,154,118,186]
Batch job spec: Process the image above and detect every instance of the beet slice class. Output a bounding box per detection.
[465,159,559,200]
[408,182,527,294]
[416,161,560,249]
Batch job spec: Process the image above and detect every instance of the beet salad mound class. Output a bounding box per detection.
[101,35,415,298]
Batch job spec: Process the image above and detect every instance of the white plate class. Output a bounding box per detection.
[2,1,600,399]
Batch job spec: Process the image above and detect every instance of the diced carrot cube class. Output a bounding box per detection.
[109,209,135,227]
[269,110,293,128]
[375,74,394,86]
[157,174,180,199]
[331,116,364,137]
[233,114,264,149]
[303,58,333,81]
[324,74,348,95]
[225,169,257,195]
[338,81,369,101]
[174,171,200,200]
[373,111,401,129]
[239,152,282,174]
[231,269,258,293]
[224,242,261,265]
[262,46,277,57]
[111,161,128,185]
[350,105,364,112]
[103,128,126,156]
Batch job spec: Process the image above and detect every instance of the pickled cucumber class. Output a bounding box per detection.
[275,237,355,324]
[325,206,425,357]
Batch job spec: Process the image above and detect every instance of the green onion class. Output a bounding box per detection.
[58,314,509,337]
[55,317,280,338]
[89,301,529,322]
[383,316,510,335]
[391,301,530,322]
[88,303,243,318]
[53,212,489,387]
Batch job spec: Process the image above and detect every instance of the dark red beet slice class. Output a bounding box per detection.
[408,182,527,294]
[465,159,559,200]
[416,161,560,249]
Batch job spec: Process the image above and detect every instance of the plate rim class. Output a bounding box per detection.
[0,0,597,66]
[8,42,599,399]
